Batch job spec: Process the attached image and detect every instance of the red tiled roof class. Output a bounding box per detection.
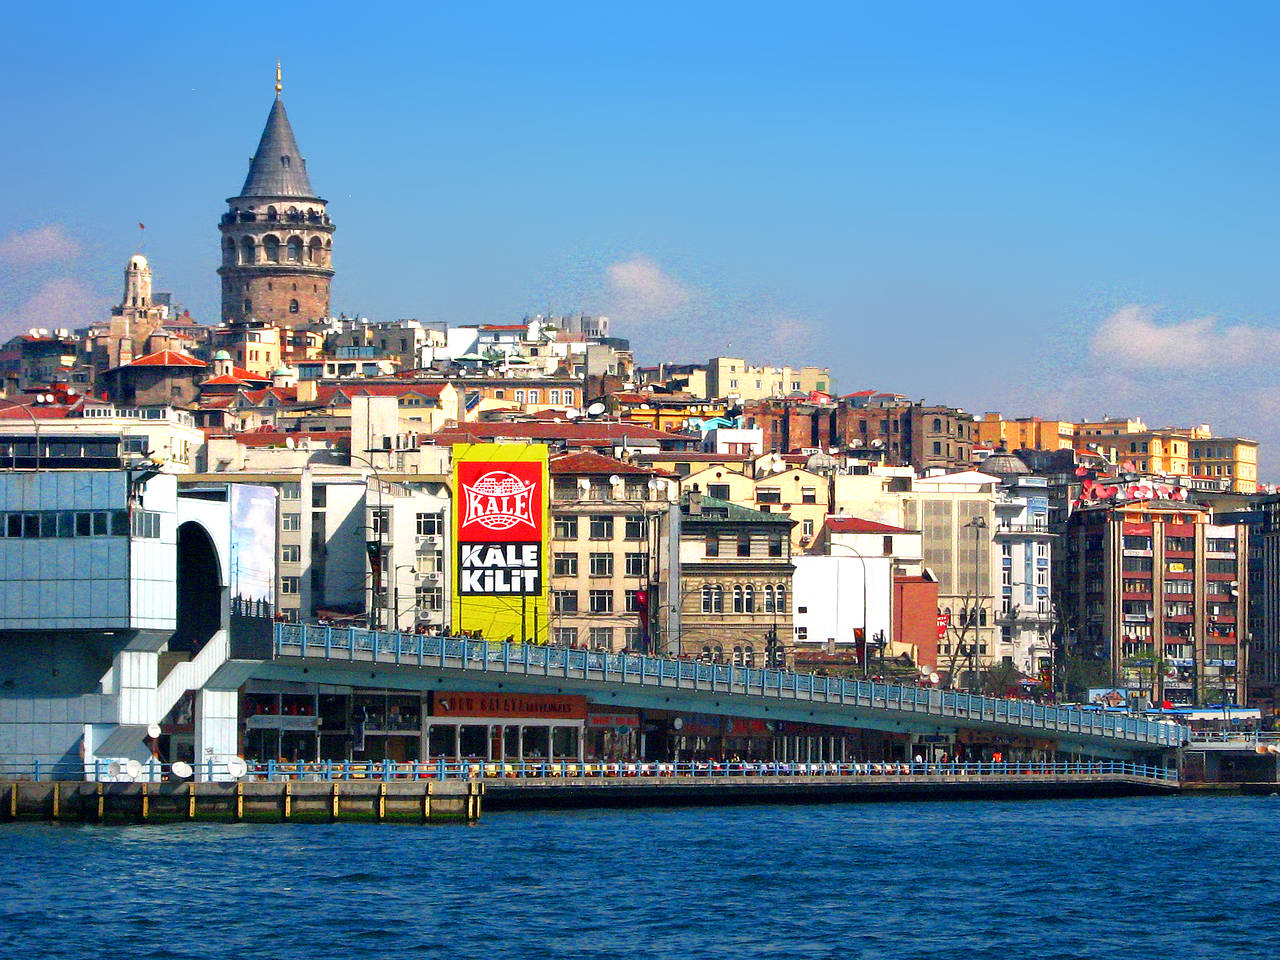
[201,374,254,387]
[480,324,528,332]
[127,350,206,368]
[431,421,682,444]
[0,403,71,419]
[825,517,913,534]
[550,452,662,476]
[633,451,753,462]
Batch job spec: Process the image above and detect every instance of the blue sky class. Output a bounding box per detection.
[3,3,1280,473]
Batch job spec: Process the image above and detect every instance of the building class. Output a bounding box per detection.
[676,493,794,667]
[218,66,334,326]
[83,255,171,376]
[547,453,678,653]
[1188,436,1258,494]
[977,413,1075,452]
[902,472,999,690]
[0,401,204,474]
[1060,492,1248,707]
[706,357,830,402]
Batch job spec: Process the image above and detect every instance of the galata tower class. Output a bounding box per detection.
[218,64,334,326]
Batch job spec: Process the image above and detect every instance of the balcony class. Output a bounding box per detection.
[993,524,1053,537]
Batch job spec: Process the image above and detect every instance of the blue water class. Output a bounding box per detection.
[1,795,1276,959]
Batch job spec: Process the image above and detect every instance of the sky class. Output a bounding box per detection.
[3,3,1280,475]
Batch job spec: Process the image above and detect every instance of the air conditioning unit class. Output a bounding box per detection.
[425,572,442,584]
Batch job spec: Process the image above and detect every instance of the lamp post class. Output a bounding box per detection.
[963,516,989,693]
[603,474,664,654]
[393,563,416,633]
[349,452,386,631]
[826,542,870,676]
[4,401,41,471]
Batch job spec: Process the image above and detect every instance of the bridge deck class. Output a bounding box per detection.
[272,624,1187,754]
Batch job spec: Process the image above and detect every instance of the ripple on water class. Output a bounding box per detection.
[0,796,1276,960]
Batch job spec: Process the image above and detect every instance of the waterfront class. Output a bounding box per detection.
[3,795,1277,959]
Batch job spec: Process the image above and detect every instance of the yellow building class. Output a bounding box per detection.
[1189,437,1258,493]
[977,413,1075,451]
[605,391,727,431]
[1074,417,1148,439]
[706,358,830,401]
[1091,431,1190,477]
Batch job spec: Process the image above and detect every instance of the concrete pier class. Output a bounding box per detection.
[0,779,482,825]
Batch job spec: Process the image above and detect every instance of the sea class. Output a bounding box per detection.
[2,794,1277,960]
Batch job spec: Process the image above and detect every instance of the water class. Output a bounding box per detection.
[1,794,1277,959]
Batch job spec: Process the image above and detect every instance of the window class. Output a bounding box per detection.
[129,510,159,539]
[289,299,299,314]
[764,584,776,613]
[589,515,614,540]
[702,584,725,613]
[553,627,577,647]
[589,590,614,613]
[589,627,613,650]
[705,535,720,557]
[589,552,614,577]
[737,535,751,557]
[625,590,642,613]
[371,509,389,536]
[624,516,646,540]
[415,586,444,612]
[775,585,787,613]
[802,519,814,537]
[552,590,578,613]
[311,485,327,508]
[281,544,301,563]
[795,626,808,641]
[708,483,731,500]
[744,584,756,612]
[801,486,817,504]
[757,486,781,504]
[281,576,300,595]
[625,552,648,577]
[554,516,578,539]
[415,512,442,536]
[553,552,578,576]
[282,512,301,531]
[625,627,644,649]
[733,585,745,613]
[550,390,560,404]
[768,536,784,557]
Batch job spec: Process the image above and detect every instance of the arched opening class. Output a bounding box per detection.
[289,299,299,314]
[307,237,322,263]
[286,236,303,262]
[175,521,222,653]
[267,206,278,221]
[240,236,256,264]
[263,235,281,263]
[223,237,236,265]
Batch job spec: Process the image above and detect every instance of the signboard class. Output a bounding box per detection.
[1076,477,1189,506]
[431,692,586,720]
[229,484,278,658]
[936,614,950,640]
[452,444,549,642]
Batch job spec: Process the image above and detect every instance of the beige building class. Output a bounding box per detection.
[706,357,829,402]
[977,413,1075,451]
[1188,437,1258,493]
[548,453,679,653]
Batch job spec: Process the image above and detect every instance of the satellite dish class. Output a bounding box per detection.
[285,437,296,449]
[586,401,606,417]
[565,407,581,419]
[107,760,123,778]
[672,717,684,730]
[929,672,941,684]
[171,760,193,780]
[226,757,248,779]
[920,664,932,676]
[146,722,162,739]
[608,474,621,485]
[124,759,143,780]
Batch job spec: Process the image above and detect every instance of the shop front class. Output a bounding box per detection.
[424,691,588,763]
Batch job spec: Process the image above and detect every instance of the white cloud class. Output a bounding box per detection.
[1090,304,1280,370]
[0,225,80,269]
[0,277,104,340]
[606,255,692,315]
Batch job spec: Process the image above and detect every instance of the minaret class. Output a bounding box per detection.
[218,63,334,327]
[123,255,152,310]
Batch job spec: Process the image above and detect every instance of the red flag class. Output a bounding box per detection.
[138,222,145,230]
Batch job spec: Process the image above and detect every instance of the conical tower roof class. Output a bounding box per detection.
[238,98,317,199]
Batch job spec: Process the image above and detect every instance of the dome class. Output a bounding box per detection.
[213,349,232,361]
[979,451,1031,478]
[271,366,293,377]
[127,254,149,270]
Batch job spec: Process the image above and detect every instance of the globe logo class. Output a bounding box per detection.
[462,470,538,532]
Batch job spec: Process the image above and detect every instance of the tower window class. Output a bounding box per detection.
[281,156,290,167]
[289,299,299,314]
[243,299,252,314]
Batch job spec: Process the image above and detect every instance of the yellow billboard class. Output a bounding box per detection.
[452,443,549,643]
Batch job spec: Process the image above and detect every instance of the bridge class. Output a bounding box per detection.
[265,623,1187,763]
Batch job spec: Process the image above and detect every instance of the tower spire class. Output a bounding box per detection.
[275,60,282,99]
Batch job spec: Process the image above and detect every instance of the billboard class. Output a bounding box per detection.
[229,484,278,657]
[452,443,549,643]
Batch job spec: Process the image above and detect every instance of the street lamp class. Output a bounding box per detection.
[825,542,870,676]
[350,451,386,630]
[3,400,42,471]
[959,516,989,693]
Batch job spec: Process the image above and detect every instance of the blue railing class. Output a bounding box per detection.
[0,759,1179,784]
[274,623,1189,748]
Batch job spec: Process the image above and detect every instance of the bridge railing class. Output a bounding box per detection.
[1187,730,1280,743]
[273,623,1188,748]
[245,758,1179,783]
[0,758,1178,784]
